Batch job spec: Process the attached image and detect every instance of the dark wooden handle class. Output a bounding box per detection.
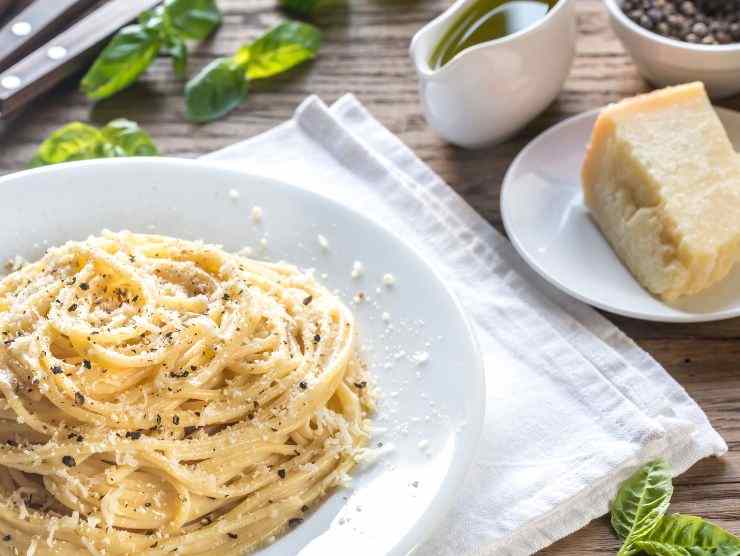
[0,0,101,72]
[0,0,16,17]
[0,0,162,119]
[3,0,38,19]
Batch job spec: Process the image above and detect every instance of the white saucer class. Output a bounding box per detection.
[501,106,740,323]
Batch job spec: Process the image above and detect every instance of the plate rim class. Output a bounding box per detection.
[0,156,487,555]
[500,106,740,323]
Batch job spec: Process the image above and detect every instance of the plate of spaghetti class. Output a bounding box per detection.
[0,158,485,556]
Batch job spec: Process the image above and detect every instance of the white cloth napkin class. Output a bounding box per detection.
[202,95,727,555]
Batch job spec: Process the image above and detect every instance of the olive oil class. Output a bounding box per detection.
[429,0,558,69]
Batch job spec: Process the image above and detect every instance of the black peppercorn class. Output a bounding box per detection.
[692,21,709,37]
[620,0,740,45]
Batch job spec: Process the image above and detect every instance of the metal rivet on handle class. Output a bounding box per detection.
[47,46,67,60]
[10,21,31,37]
[0,75,21,90]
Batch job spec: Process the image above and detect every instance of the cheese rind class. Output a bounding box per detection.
[581,82,740,300]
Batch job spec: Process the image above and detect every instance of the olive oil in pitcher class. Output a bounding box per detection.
[429,0,559,69]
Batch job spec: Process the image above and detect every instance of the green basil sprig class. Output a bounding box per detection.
[611,459,674,556]
[237,21,322,80]
[185,58,249,123]
[30,119,158,167]
[638,515,740,555]
[81,0,221,101]
[185,21,321,122]
[280,0,323,15]
[279,0,343,16]
[610,460,740,556]
[636,540,740,556]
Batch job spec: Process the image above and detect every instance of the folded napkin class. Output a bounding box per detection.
[202,95,727,555]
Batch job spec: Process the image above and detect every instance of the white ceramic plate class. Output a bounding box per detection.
[501,106,740,323]
[0,158,485,556]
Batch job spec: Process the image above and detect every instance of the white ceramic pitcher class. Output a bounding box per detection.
[410,0,577,148]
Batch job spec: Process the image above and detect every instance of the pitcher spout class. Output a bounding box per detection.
[410,0,474,78]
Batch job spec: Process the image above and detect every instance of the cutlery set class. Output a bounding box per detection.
[0,0,160,124]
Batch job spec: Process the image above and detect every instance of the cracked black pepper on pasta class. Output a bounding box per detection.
[0,231,373,555]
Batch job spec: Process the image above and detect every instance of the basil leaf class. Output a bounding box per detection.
[100,119,158,156]
[185,57,249,122]
[29,123,105,167]
[30,120,158,167]
[611,460,674,556]
[711,542,740,556]
[637,540,740,556]
[81,24,161,100]
[635,541,694,556]
[139,6,165,30]
[279,0,344,15]
[165,34,189,78]
[235,21,321,80]
[280,0,322,15]
[164,0,221,40]
[648,515,740,551]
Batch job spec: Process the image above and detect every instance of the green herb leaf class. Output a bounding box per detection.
[185,57,248,122]
[80,24,162,100]
[29,123,105,168]
[164,0,222,40]
[611,460,674,556]
[100,119,158,157]
[139,6,165,30]
[280,0,322,15]
[235,21,321,80]
[165,34,189,78]
[30,120,157,167]
[711,542,740,556]
[636,541,694,556]
[279,0,343,15]
[637,541,740,556]
[648,515,740,552]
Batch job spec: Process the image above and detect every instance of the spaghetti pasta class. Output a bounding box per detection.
[0,231,372,555]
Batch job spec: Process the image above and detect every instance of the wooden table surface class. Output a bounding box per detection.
[1,0,739,553]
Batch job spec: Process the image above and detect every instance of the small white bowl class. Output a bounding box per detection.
[604,0,740,99]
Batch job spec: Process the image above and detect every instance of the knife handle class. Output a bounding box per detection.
[0,0,101,72]
[1,0,36,17]
[0,0,162,119]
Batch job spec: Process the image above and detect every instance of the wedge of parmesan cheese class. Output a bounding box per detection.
[582,82,740,300]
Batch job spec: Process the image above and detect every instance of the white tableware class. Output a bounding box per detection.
[410,0,577,148]
[501,106,740,323]
[0,158,486,555]
[604,0,740,99]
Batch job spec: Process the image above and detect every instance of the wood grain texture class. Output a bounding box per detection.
[0,0,739,553]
